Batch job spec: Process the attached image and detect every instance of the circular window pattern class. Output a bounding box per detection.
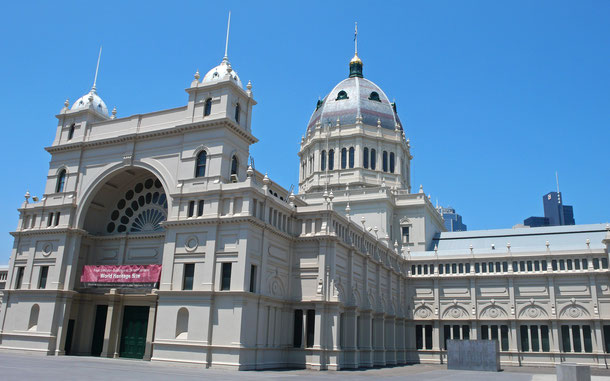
[106,177,168,234]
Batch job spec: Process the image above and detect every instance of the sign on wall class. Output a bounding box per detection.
[80,265,162,288]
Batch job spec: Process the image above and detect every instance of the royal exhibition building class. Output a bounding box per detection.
[0,30,609,372]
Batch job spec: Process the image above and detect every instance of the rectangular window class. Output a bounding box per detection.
[54,212,60,226]
[465,263,471,273]
[445,264,450,274]
[425,324,433,350]
[561,325,571,352]
[495,262,501,272]
[512,261,518,272]
[423,264,428,275]
[38,266,49,289]
[47,213,53,227]
[582,258,588,269]
[439,265,444,275]
[567,259,573,270]
[411,265,415,275]
[575,259,581,270]
[187,201,195,217]
[527,261,533,271]
[416,325,423,349]
[197,200,204,216]
[541,325,550,352]
[481,325,489,340]
[453,325,460,340]
[603,325,610,353]
[520,325,529,351]
[594,258,601,270]
[462,325,470,340]
[475,263,480,273]
[182,263,194,290]
[531,325,540,352]
[534,260,540,271]
[520,261,525,271]
[500,325,509,351]
[552,260,558,271]
[458,263,464,273]
[482,263,487,273]
[583,325,592,353]
[293,310,303,348]
[221,262,232,290]
[489,262,494,272]
[401,226,410,244]
[444,325,451,349]
[452,263,457,274]
[15,266,25,289]
[602,258,609,269]
[560,259,566,270]
[502,261,508,272]
[249,264,257,293]
[306,309,315,348]
[542,260,547,271]
[572,325,582,352]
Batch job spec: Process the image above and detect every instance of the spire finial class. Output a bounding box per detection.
[92,46,102,92]
[354,22,358,55]
[224,11,231,60]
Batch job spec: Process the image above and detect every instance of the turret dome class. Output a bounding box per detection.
[307,76,402,133]
[70,86,109,117]
[202,57,243,88]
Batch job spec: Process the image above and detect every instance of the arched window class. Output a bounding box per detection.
[67,124,75,140]
[195,151,207,177]
[28,304,39,331]
[328,149,335,170]
[390,152,395,173]
[382,151,388,172]
[231,155,239,176]
[348,147,354,168]
[341,148,347,169]
[204,98,212,116]
[369,92,381,102]
[321,150,326,171]
[176,308,189,340]
[235,104,241,123]
[370,149,376,170]
[363,147,369,169]
[336,90,348,100]
[56,169,66,193]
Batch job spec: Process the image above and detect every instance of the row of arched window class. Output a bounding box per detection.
[195,150,239,179]
[312,148,397,173]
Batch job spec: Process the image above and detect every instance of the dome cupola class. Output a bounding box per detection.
[71,86,109,116]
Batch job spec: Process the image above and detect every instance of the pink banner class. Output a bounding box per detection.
[80,265,162,288]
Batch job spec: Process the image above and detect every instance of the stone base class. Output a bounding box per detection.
[557,363,591,381]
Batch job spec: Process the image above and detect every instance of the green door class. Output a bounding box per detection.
[119,306,149,359]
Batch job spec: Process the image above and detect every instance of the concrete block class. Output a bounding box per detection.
[557,363,591,381]
[446,339,500,372]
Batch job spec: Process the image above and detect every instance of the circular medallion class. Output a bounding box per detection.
[488,307,499,318]
[417,308,430,318]
[526,307,540,318]
[568,306,581,318]
[42,244,52,256]
[450,308,462,318]
[185,236,198,252]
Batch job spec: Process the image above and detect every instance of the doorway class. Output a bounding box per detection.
[91,305,108,356]
[119,306,149,359]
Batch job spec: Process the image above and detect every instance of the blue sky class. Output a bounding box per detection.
[0,1,609,264]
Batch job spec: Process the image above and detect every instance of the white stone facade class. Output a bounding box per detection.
[0,50,609,371]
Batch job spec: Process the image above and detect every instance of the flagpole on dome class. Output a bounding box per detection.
[92,46,102,93]
[224,11,231,61]
[349,22,363,78]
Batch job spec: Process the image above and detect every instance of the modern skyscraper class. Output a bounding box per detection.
[524,191,575,227]
[437,206,467,231]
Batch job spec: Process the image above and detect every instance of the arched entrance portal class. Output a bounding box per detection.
[69,167,169,360]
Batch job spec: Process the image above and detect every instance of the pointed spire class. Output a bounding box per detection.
[349,22,363,78]
[224,11,231,61]
[92,46,102,93]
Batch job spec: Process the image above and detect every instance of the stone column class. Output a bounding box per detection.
[343,308,358,368]
[359,310,373,367]
[143,297,157,360]
[373,313,386,366]
[101,290,122,358]
[385,316,396,365]
[395,318,406,364]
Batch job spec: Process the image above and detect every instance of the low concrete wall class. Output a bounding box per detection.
[447,340,500,372]
[557,364,591,381]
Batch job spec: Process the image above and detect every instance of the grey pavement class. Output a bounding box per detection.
[1,352,610,381]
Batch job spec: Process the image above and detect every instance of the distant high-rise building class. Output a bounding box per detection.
[437,206,467,231]
[524,191,575,227]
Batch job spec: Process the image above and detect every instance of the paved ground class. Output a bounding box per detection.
[2,353,610,381]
